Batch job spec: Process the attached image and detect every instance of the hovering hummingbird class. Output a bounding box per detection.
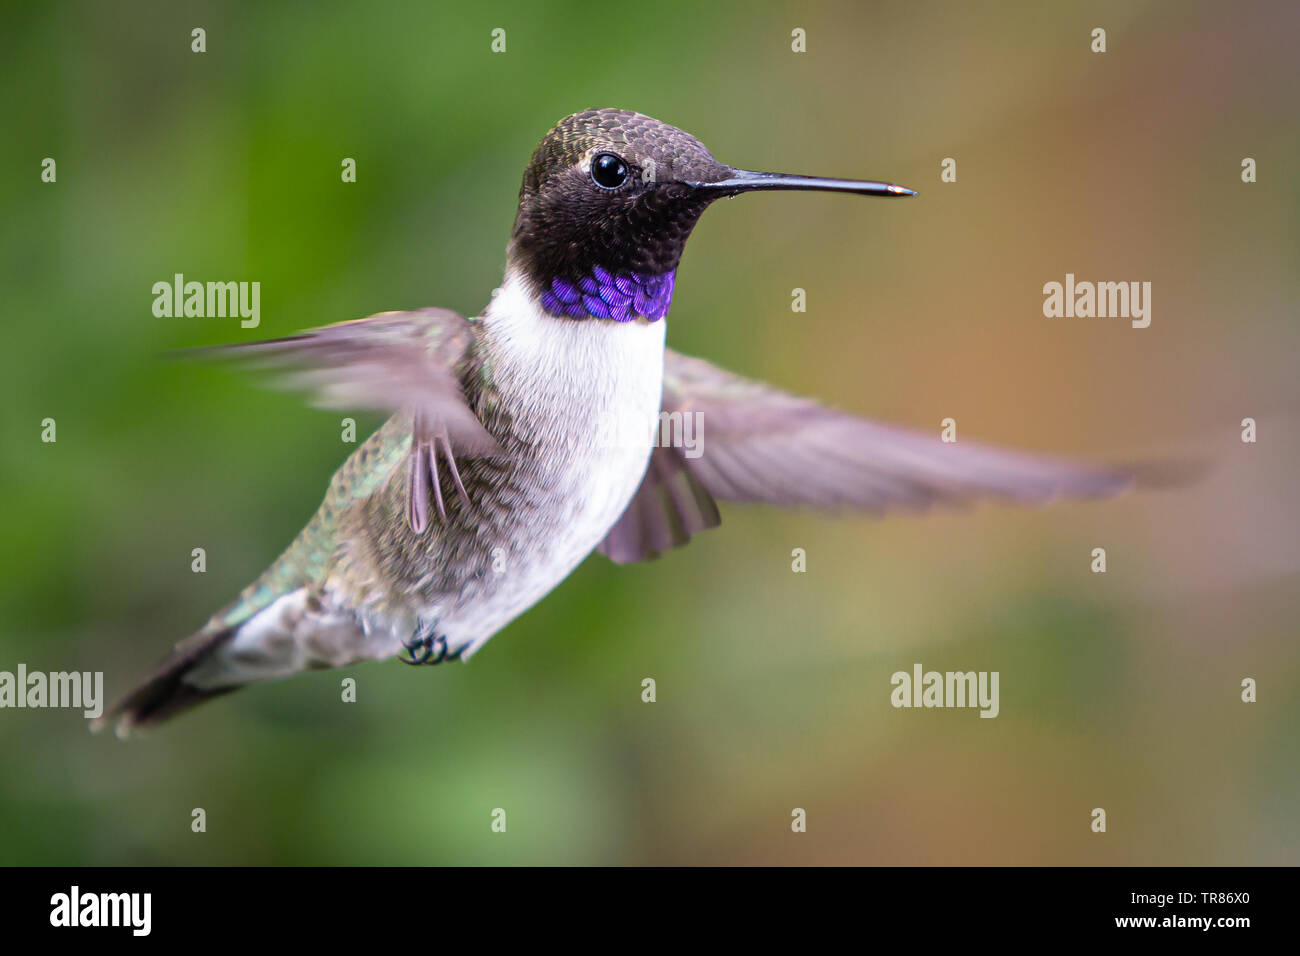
[97,108,1131,736]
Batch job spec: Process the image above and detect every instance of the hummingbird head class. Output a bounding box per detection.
[507,108,915,322]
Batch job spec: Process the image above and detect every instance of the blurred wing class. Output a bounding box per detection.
[596,442,722,564]
[186,308,502,532]
[598,349,1132,563]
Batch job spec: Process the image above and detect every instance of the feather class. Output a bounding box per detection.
[599,349,1135,563]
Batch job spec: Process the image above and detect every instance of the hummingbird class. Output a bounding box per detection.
[97,108,1131,736]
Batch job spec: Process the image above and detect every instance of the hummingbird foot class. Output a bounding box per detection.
[397,630,462,666]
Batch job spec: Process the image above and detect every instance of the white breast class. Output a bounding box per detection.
[439,270,667,656]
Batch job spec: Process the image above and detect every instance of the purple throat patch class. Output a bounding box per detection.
[539,267,676,322]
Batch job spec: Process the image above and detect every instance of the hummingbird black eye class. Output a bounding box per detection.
[591,152,629,189]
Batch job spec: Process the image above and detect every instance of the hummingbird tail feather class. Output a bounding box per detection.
[93,626,240,738]
[96,587,403,737]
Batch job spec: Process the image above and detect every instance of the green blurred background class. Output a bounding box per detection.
[2,0,1297,864]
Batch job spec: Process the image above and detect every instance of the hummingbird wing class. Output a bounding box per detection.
[186,308,502,532]
[597,349,1133,563]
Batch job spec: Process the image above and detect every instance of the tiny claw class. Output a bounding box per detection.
[398,635,434,665]
[437,636,469,664]
[429,634,449,663]
[397,632,464,666]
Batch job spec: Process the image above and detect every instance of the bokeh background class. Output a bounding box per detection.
[1,0,1296,865]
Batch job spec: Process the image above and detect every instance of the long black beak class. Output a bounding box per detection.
[690,169,917,198]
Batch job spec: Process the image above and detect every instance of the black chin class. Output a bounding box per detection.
[510,183,714,290]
